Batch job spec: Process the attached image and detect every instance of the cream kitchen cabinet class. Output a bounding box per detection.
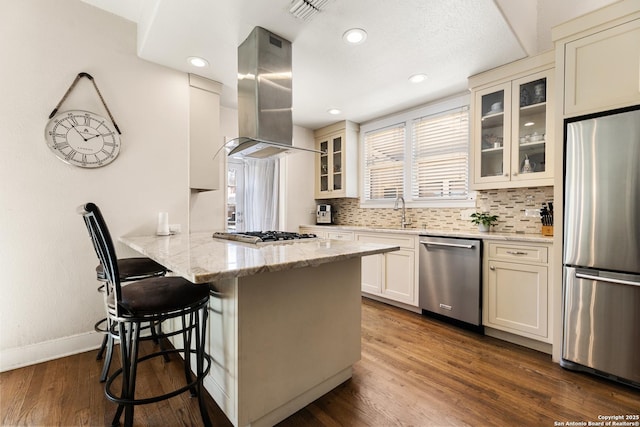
[299,227,355,241]
[554,2,640,117]
[469,51,555,190]
[314,121,359,199]
[483,241,552,344]
[189,74,223,191]
[299,226,327,238]
[355,232,418,307]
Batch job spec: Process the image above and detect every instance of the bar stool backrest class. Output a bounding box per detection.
[78,202,124,317]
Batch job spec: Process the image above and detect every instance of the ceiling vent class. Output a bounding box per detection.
[289,0,329,21]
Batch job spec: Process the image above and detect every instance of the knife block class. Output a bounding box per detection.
[542,225,553,236]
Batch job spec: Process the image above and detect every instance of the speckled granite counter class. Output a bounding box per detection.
[300,224,553,244]
[119,231,399,284]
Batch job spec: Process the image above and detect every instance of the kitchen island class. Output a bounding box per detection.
[119,232,398,427]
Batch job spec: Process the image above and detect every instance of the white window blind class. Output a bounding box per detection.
[363,123,405,201]
[411,107,469,200]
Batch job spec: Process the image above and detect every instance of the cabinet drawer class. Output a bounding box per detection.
[355,233,416,249]
[327,231,354,241]
[488,242,548,263]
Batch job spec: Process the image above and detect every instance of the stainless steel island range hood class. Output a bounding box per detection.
[227,26,321,159]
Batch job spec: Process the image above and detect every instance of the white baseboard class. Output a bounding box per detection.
[0,331,102,373]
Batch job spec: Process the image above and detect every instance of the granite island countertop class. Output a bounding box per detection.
[119,231,399,284]
[300,224,554,244]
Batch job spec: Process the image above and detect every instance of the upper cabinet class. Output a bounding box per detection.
[469,51,555,190]
[189,74,223,191]
[553,0,640,117]
[314,121,359,199]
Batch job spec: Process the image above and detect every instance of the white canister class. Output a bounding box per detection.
[157,212,170,236]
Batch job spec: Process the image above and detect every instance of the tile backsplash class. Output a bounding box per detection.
[318,186,553,234]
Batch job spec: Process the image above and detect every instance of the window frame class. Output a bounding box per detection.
[359,93,475,208]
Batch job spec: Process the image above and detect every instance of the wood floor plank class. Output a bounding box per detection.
[1,297,638,426]
[0,365,34,425]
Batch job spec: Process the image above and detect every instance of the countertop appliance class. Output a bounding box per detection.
[562,105,640,388]
[212,231,317,245]
[316,204,333,224]
[419,236,482,331]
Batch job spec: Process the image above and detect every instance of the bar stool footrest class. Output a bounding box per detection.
[104,348,212,406]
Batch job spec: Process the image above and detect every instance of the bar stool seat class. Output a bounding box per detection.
[108,276,208,315]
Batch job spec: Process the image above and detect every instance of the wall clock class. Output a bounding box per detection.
[46,72,121,168]
[45,110,120,168]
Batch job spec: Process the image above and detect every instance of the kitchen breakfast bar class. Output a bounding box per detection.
[119,232,398,427]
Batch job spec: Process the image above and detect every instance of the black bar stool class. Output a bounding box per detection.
[78,203,212,427]
[94,257,168,382]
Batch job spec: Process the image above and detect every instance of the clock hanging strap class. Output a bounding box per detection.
[48,72,121,134]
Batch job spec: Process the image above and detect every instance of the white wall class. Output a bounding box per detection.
[537,0,619,51]
[282,126,317,231]
[0,0,190,371]
[496,0,619,55]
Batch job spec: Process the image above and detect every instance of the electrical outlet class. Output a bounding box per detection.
[460,208,476,220]
[524,209,540,217]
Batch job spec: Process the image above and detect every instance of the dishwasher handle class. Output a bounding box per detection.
[420,240,475,249]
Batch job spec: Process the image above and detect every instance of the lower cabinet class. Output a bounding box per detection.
[299,227,419,307]
[355,232,418,307]
[299,226,327,238]
[483,241,552,343]
[300,227,355,241]
[326,230,354,240]
[300,226,555,349]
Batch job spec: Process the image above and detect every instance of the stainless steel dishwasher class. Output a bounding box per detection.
[419,235,482,330]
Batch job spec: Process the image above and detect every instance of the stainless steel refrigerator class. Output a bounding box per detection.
[562,105,640,387]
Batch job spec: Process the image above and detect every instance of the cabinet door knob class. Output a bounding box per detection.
[490,265,495,270]
[504,173,509,177]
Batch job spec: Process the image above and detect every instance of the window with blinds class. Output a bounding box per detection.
[363,124,405,200]
[360,95,471,207]
[411,107,469,200]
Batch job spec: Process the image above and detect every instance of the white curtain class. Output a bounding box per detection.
[242,158,279,231]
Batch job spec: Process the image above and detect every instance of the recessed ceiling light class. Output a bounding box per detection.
[188,56,209,68]
[327,108,342,115]
[409,74,428,84]
[524,121,535,127]
[343,28,367,45]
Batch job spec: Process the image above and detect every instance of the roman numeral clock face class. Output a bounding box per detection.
[45,110,120,168]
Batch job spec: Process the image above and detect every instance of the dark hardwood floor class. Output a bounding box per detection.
[1,298,638,426]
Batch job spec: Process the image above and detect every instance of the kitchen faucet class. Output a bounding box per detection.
[393,196,411,228]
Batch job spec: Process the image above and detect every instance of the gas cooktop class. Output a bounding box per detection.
[212,231,317,245]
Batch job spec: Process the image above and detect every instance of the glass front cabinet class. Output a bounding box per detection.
[314,121,359,199]
[470,52,554,190]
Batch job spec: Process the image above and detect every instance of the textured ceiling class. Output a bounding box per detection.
[80,0,614,129]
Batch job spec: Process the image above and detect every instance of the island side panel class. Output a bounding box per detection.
[205,278,239,425]
[237,257,362,427]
